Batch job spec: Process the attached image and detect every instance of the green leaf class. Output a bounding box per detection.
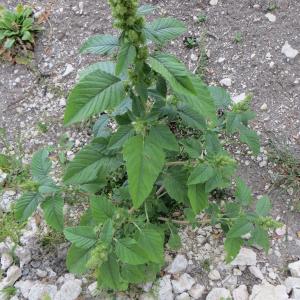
[255,196,271,216]
[148,52,196,96]
[79,61,117,80]
[205,132,222,155]
[168,232,181,250]
[90,196,115,224]
[100,219,114,244]
[98,255,128,291]
[80,34,119,55]
[121,264,147,284]
[208,86,232,109]
[163,167,188,203]
[93,114,111,137]
[115,238,148,265]
[31,148,51,182]
[64,226,97,249]
[235,179,252,206]
[64,69,125,125]
[16,192,41,221]
[180,138,202,158]
[4,38,15,49]
[178,104,206,131]
[188,163,214,185]
[227,217,254,238]
[137,228,164,264]
[66,244,91,274]
[108,125,135,150]
[239,125,260,155]
[123,135,165,208]
[224,238,243,263]
[188,184,209,214]
[63,138,121,185]
[137,4,155,16]
[250,227,269,252]
[115,41,136,76]
[41,195,64,232]
[145,17,186,44]
[148,124,178,151]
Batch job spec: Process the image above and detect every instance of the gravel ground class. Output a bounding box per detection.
[0,0,300,299]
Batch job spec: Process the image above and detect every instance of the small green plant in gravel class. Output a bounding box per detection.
[0,4,42,61]
[16,0,278,293]
[233,32,242,44]
[197,14,207,23]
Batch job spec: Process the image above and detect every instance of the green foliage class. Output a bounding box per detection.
[16,0,277,293]
[0,4,42,60]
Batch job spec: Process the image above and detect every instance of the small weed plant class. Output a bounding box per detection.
[16,0,278,293]
[0,4,41,61]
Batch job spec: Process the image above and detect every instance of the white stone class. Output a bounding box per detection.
[232,93,246,104]
[28,283,58,300]
[291,288,300,299]
[206,288,231,300]
[260,103,268,111]
[191,54,198,62]
[0,191,16,212]
[249,266,264,280]
[166,255,188,274]
[78,2,84,14]
[0,242,9,255]
[172,273,195,294]
[59,98,66,107]
[249,284,288,300]
[220,78,232,87]
[158,275,173,300]
[36,269,47,278]
[217,57,225,63]
[233,285,249,300]
[15,280,35,298]
[265,13,276,22]
[54,279,82,300]
[284,277,300,293]
[188,284,205,299]
[281,41,299,59]
[209,0,218,5]
[231,248,256,266]
[176,292,191,300]
[62,64,74,77]
[0,266,22,289]
[87,282,97,296]
[289,261,300,277]
[1,253,13,270]
[15,246,31,268]
[208,269,221,281]
[140,293,156,300]
[275,225,286,236]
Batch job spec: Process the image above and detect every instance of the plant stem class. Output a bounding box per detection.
[165,161,188,167]
[158,217,211,226]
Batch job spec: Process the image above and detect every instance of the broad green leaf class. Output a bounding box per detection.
[168,232,181,250]
[180,138,203,158]
[64,70,125,125]
[255,196,271,216]
[31,149,51,182]
[108,125,135,150]
[227,217,254,238]
[93,114,111,137]
[98,255,128,291]
[208,86,232,109]
[188,184,209,214]
[137,228,164,264]
[4,38,15,49]
[235,179,252,206]
[121,264,148,284]
[38,177,60,194]
[115,41,136,76]
[16,192,41,221]
[112,97,132,116]
[224,238,243,263]
[41,195,64,232]
[137,4,155,16]
[204,172,224,193]
[205,132,222,156]
[226,112,242,134]
[163,167,188,203]
[250,227,269,252]
[64,226,97,249]
[178,104,206,131]
[66,244,91,274]
[90,196,115,224]
[123,135,165,208]
[239,125,260,155]
[63,138,121,185]
[145,17,186,44]
[188,163,214,185]
[148,52,196,96]
[100,219,114,244]
[115,238,148,265]
[79,61,116,80]
[80,34,119,55]
[148,124,178,151]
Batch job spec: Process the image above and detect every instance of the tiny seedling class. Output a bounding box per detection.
[197,14,207,23]
[183,36,198,49]
[233,32,242,44]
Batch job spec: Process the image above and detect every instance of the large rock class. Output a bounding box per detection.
[208,269,221,281]
[289,261,300,277]
[189,284,205,299]
[249,283,288,300]
[206,288,231,300]
[166,255,188,274]
[233,285,249,300]
[158,275,174,300]
[176,292,191,300]
[0,265,21,289]
[249,266,264,280]
[1,253,13,270]
[15,246,31,267]
[54,279,82,300]
[281,41,299,59]
[172,273,195,294]
[284,277,300,293]
[15,280,35,298]
[231,248,256,266]
[28,283,58,300]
